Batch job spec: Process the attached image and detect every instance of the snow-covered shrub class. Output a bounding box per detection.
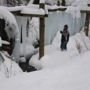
[0,52,22,78]
[0,7,20,61]
[72,0,88,7]
[73,32,90,53]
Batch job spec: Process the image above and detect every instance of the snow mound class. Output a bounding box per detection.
[1,33,90,90]
[0,53,22,78]
[72,0,88,6]
[73,32,90,53]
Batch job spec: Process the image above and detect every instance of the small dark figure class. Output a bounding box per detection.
[60,25,70,51]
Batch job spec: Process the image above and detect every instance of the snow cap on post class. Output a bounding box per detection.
[39,0,45,9]
[40,0,45,4]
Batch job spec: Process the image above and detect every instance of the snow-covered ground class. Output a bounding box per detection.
[0,0,90,90]
[0,31,90,90]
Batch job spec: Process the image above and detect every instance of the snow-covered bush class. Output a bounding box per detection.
[0,7,20,61]
[73,32,90,53]
[0,52,22,78]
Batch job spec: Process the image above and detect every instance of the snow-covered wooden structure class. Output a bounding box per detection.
[1,0,46,59]
[0,0,90,60]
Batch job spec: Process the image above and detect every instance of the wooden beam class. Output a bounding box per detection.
[84,13,90,36]
[81,10,90,13]
[48,8,66,12]
[39,1,45,59]
[19,13,45,18]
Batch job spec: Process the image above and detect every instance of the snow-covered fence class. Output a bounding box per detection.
[1,1,89,59]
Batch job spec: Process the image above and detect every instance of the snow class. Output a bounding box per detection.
[80,6,90,12]
[66,6,81,19]
[72,0,88,7]
[0,7,20,61]
[20,42,37,59]
[28,0,34,5]
[0,6,18,25]
[2,40,10,45]
[0,31,90,90]
[6,6,25,12]
[28,18,39,44]
[0,52,22,78]
[21,7,45,15]
[47,5,67,10]
[45,0,89,6]
[30,30,90,69]
[0,0,90,90]
[0,37,2,47]
[40,0,45,3]
[0,37,10,45]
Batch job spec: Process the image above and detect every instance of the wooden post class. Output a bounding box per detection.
[57,0,60,6]
[84,13,90,36]
[62,0,66,6]
[39,1,45,59]
[21,25,23,43]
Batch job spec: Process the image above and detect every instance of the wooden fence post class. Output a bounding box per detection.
[39,1,45,59]
[62,0,66,6]
[84,13,90,36]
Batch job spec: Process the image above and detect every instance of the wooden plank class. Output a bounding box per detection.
[39,17,45,59]
[39,2,45,59]
[48,8,66,12]
[81,10,90,13]
[19,13,46,18]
